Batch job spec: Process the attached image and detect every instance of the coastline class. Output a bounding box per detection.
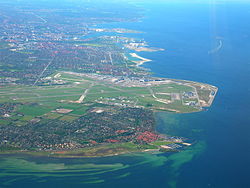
[0,140,191,158]
[129,52,152,66]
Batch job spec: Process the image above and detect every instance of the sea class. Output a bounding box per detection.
[1,1,250,188]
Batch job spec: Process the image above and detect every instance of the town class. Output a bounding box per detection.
[0,0,217,157]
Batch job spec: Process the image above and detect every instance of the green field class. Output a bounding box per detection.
[0,72,216,126]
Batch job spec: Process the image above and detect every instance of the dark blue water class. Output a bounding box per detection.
[1,1,250,188]
[141,2,250,187]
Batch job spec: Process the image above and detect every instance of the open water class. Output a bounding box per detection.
[1,1,250,188]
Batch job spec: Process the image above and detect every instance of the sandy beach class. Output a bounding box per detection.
[130,53,152,66]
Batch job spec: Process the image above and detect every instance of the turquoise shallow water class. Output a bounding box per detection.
[1,1,250,188]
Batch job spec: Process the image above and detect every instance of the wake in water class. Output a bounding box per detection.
[208,39,223,54]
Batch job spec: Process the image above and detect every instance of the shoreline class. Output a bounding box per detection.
[0,140,193,159]
[129,53,152,66]
[0,140,189,158]
[0,147,159,159]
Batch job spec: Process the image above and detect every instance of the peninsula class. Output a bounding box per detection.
[0,0,218,158]
[130,53,152,66]
[0,71,217,157]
